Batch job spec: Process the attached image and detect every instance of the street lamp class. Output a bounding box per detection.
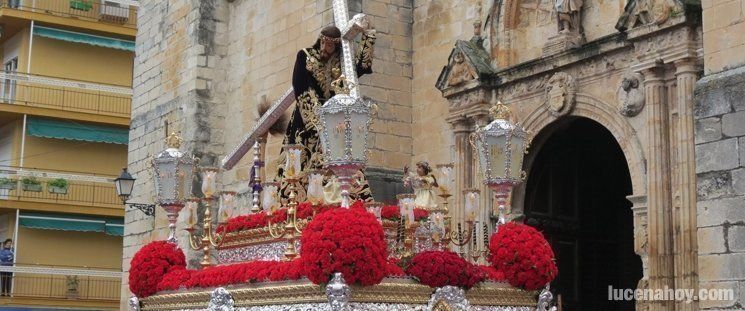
[114,168,155,217]
[470,102,530,226]
[315,90,374,208]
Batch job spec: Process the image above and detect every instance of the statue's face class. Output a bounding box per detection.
[321,38,336,55]
[416,165,426,176]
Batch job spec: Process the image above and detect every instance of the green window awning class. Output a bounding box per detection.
[33,26,135,52]
[26,117,129,145]
[105,218,124,236]
[19,212,124,237]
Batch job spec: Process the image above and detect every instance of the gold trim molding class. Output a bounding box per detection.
[139,278,538,310]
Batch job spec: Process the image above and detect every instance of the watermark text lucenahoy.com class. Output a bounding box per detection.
[608,286,734,302]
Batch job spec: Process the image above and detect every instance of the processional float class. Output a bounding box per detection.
[126,1,558,310]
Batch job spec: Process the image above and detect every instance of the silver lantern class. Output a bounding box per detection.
[315,93,373,208]
[471,102,530,225]
[152,132,196,242]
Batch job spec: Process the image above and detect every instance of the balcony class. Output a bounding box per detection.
[0,166,122,216]
[0,71,132,125]
[0,264,121,306]
[1,0,138,29]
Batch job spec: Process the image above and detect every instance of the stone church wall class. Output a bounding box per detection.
[695,0,745,308]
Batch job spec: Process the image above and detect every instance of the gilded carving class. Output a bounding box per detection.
[617,72,645,117]
[447,51,476,87]
[544,72,577,117]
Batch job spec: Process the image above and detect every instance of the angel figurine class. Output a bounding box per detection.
[403,161,438,210]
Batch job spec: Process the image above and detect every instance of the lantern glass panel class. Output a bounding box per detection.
[178,161,194,201]
[486,134,507,179]
[476,136,488,179]
[154,158,178,203]
[325,111,347,160]
[116,178,134,198]
[350,111,369,160]
[508,134,525,179]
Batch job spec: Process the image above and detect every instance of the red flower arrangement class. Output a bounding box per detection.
[380,205,429,221]
[216,203,338,234]
[406,251,483,289]
[488,223,558,291]
[413,208,429,221]
[156,260,305,291]
[478,265,506,282]
[380,205,400,220]
[156,267,193,292]
[385,257,405,277]
[300,206,388,286]
[129,241,186,297]
[216,212,269,234]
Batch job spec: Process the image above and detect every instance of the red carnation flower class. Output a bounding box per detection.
[300,207,388,286]
[406,251,483,289]
[488,223,557,290]
[129,241,186,297]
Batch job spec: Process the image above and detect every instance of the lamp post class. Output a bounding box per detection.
[114,168,155,217]
[315,89,374,208]
[470,102,530,227]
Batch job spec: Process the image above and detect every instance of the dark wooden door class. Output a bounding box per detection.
[524,118,641,311]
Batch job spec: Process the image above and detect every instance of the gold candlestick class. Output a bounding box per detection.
[186,196,226,268]
[268,177,303,261]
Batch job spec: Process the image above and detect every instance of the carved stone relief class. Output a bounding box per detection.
[544,72,577,117]
[448,88,489,110]
[617,72,645,117]
[447,51,476,87]
[617,0,686,32]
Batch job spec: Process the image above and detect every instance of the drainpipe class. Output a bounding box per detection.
[26,20,33,73]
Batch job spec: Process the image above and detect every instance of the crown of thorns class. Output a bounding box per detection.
[321,35,341,43]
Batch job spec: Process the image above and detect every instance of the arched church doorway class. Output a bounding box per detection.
[524,117,642,311]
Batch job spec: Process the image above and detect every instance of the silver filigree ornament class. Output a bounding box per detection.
[209,287,235,311]
[427,286,470,311]
[315,94,374,208]
[128,295,140,311]
[537,284,557,311]
[325,272,351,311]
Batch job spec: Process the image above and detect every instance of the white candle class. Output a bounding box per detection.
[261,184,279,212]
[465,191,479,222]
[201,170,217,197]
[307,173,324,204]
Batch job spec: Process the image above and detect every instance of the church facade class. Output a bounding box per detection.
[123,0,745,310]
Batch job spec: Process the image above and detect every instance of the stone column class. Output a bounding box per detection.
[451,117,474,230]
[629,194,650,311]
[673,59,700,311]
[642,66,675,311]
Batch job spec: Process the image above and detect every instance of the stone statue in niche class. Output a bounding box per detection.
[447,51,476,87]
[555,0,583,34]
[543,0,585,55]
[544,72,577,117]
[617,73,645,117]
